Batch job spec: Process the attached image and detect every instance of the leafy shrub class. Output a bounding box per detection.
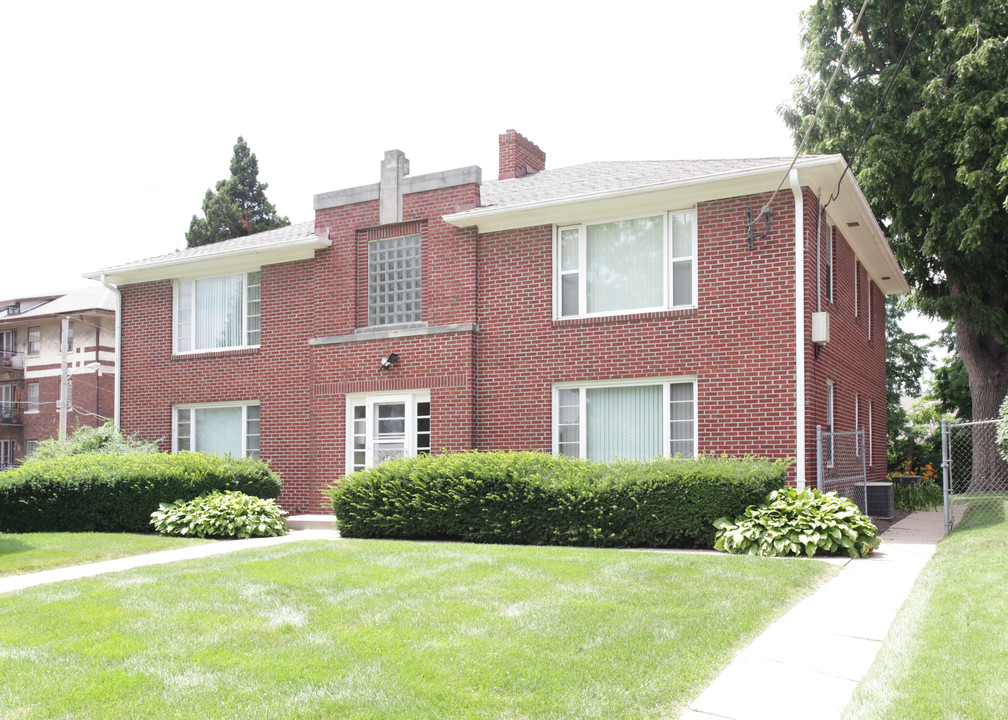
[328,451,787,549]
[889,463,943,511]
[893,480,943,511]
[0,453,281,533]
[151,491,287,539]
[713,487,881,558]
[25,421,157,462]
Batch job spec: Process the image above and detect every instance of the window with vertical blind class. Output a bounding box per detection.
[175,271,261,352]
[553,377,696,461]
[556,209,696,318]
[173,402,260,457]
[346,391,430,472]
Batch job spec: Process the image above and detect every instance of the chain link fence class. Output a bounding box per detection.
[942,418,1008,535]
[815,427,877,514]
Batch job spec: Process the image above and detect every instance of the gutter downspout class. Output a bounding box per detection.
[98,273,121,429]
[789,170,806,490]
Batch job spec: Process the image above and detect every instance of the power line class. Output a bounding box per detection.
[822,0,932,211]
[754,0,872,224]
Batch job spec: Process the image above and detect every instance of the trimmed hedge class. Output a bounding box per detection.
[328,451,787,548]
[0,453,281,533]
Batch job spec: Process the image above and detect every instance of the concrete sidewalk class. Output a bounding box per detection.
[680,508,957,720]
[0,528,341,595]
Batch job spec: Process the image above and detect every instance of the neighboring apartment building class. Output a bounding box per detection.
[88,130,907,512]
[0,287,117,468]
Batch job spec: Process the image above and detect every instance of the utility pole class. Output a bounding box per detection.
[59,317,68,439]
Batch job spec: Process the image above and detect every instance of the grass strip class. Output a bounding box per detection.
[843,501,1008,719]
[0,532,213,577]
[0,539,833,719]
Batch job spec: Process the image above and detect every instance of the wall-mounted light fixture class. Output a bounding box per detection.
[379,352,399,371]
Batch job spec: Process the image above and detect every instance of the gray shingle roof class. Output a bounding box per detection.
[94,221,318,274]
[478,158,806,210]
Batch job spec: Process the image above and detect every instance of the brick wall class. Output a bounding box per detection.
[474,191,801,466]
[802,194,888,483]
[117,164,891,510]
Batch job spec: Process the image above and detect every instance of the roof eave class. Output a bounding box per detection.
[84,235,332,286]
[443,156,835,232]
[445,155,909,295]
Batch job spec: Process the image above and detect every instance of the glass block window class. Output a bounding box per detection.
[368,234,422,326]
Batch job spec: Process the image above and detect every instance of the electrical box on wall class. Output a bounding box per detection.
[812,312,830,344]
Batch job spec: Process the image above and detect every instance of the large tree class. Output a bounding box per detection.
[782,0,1008,489]
[186,136,289,248]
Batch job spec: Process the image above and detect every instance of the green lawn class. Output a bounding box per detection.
[842,501,1008,719]
[0,532,214,576]
[0,539,834,719]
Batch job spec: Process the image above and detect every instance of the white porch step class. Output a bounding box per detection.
[286,514,338,531]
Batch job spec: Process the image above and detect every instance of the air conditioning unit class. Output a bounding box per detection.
[853,482,894,519]
[812,312,830,344]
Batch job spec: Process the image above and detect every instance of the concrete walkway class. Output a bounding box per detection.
[680,508,957,720]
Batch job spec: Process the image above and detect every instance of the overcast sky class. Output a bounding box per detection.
[0,0,940,346]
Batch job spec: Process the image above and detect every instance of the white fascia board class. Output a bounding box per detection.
[809,165,910,296]
[84,235,332,286]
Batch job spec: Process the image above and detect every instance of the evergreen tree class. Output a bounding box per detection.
[186,137,289,248]
[782,0,1008,489]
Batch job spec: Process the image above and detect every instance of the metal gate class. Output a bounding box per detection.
[941,418,1008,535]
[816,426,867,511]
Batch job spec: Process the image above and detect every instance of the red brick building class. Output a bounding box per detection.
[89,131,907,512]
[0,287,117,467]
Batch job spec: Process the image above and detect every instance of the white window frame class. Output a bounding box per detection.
[172,401,260,458]
[345,389,431,473]
[826,228,835,303]
[554,209,697,320]
[826,380,835,468]
[0,438,13,469]
[26,382,39,413]
[854,393,860,456]
[551,376,698,461]
[868,399,874,467]
[27,327,40,356]
[173,269,262,354]
[854,260,860,318]
[867,280,873,341]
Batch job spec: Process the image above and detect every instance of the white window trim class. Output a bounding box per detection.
[172,400,260,457]
[854,393,860,456]
[826,227,835,303]
[854,260,860,318]
[345,389,431,473]
[868,399,874,467]
[867,280,873,341]
[172,269,262,355]
[826,379,835,468]
[26,382,39,414]
[551,375,698,460]
[553,209,698,320]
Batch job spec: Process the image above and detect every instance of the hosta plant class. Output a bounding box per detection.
[151,491,288,539]
[713,487,880,558]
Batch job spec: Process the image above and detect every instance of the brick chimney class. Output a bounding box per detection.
[498,129,546,180]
